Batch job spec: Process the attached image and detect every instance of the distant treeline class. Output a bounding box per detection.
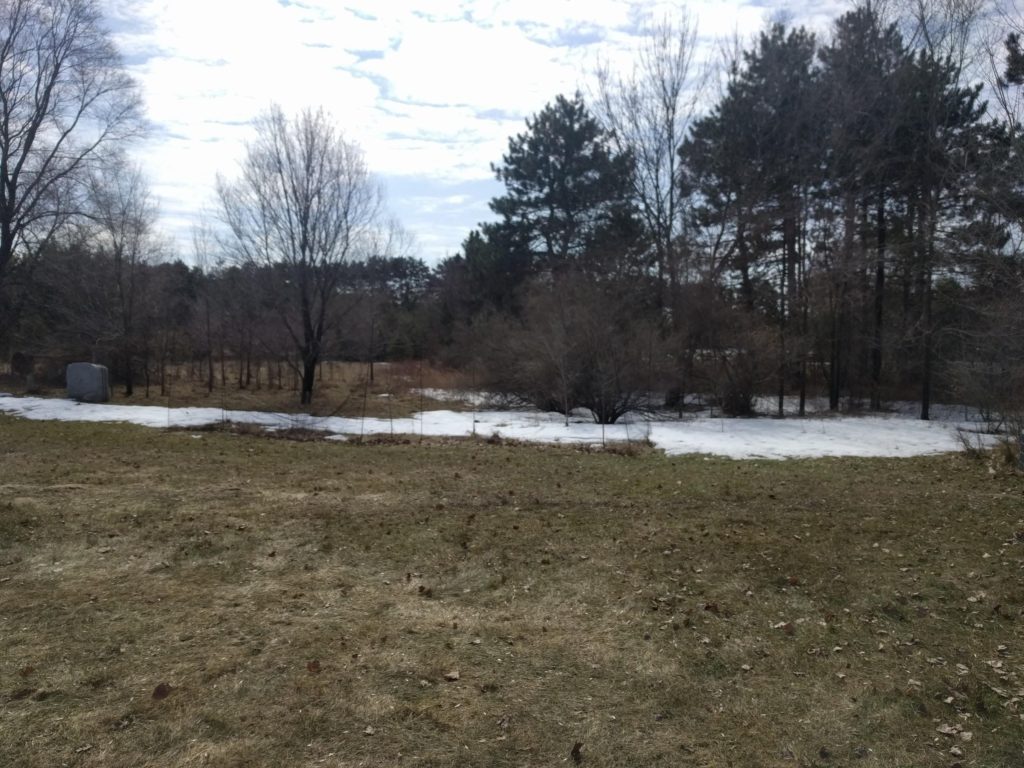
[2,1,1022,424]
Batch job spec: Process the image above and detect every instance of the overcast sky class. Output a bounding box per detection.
[105,0,848,265]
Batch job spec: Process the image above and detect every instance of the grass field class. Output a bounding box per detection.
[1,416,1022,767]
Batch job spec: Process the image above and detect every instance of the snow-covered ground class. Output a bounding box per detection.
[0,393,996,460]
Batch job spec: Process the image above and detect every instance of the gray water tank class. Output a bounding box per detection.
[66,363,110,402]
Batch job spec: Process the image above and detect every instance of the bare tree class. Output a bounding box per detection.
[87,155,161,395]
[895,0,987,73]
[979,0,1024,131]
[217,105,383,405]
[593,10,704,317]
[191,215,222,393]
[0,0,144,288]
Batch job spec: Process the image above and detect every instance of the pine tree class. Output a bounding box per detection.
[818,4,909,410]
[489,93,637,276]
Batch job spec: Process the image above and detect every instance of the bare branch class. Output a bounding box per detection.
[216,104,386,405]
[0,0,144,285]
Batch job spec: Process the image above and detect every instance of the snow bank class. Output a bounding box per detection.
[0,395,992,460]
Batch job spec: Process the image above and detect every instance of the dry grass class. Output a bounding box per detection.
[1,360,476,418]
[1,416,1022,767]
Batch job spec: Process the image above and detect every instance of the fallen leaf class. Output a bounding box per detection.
[307,660,321,674]
[570,741,583,764]
[772,621,795,635]
[152,682,172,700]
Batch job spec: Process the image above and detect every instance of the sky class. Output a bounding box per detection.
[104,0,848,265]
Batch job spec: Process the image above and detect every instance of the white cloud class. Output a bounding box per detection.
[105,0,839,264]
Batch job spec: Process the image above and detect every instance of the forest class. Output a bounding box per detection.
[1,0,1022,426]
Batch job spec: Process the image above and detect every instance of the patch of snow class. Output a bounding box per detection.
[0,395,997,460]
[409,388,492,407]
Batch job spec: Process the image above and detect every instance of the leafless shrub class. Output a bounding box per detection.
[479,275,667,425]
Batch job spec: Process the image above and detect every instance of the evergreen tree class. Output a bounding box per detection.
[890,50,984,418]
[680,23,820,415]
[818,4,909,409]
[489,93,637,275]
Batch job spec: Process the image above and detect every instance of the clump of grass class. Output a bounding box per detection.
[995,434,1022,469]
[955,426,990,461]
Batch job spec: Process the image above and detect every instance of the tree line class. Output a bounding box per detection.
[438,2,1024,424]
[1,0,1022,426]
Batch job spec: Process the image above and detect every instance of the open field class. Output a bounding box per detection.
[0,360,474,419]
[1,417,1023,767]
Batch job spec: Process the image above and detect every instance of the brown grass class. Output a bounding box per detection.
[0,415,1022,767]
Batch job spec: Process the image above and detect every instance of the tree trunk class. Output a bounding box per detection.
[829,305,842,411]
[830,196,856,411]
[792,210,807,418]
[737,219,755,311]
[301,355,317,405]
[798,360,806,416]
[870,192,886,410]
[777,334,786,418]
[778,217,792,419]
[920,198,935,422]
[237,338,245,389]
[124,353,134,397]
[920,275,932,421]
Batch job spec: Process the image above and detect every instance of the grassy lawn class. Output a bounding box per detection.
[1,416,1022,767]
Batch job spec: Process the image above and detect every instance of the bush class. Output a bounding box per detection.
[478,275,666,424]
